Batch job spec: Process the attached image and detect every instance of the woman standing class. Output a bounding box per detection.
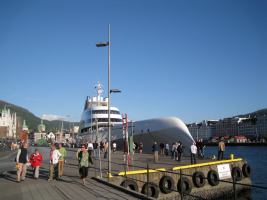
[77,144,91,185]
[16,143,29,182]
[29,149,43,179]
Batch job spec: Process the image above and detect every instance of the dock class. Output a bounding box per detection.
[0,147,252,199]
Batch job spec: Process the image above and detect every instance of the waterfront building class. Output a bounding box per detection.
[33,132,47,143]
[0,107,17,138]
[256,115,267,137]
[187,120,216,140]
[187,115,267,141]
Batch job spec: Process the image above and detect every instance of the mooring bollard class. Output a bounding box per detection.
[230,154,234,160]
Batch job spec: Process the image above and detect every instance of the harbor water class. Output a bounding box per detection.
[204,146,267,199]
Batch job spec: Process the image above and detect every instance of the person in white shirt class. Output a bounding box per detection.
[190,142,197,164]
[48,144,61,181]
[112,142,117,152]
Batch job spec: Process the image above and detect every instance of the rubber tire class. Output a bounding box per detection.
[207,170,219,186]
[192,171,206,188]
[120,180,139,192]
[242,164,251,177]
[141,182,159,198]
[232,167,242,182]
[159,175,174,194]
[177,177,192,194]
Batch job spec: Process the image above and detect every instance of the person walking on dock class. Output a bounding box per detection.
[29,149,43,179]
[159,143,165,155]
[218,138,225,160]
[16,143,29,182]
[77,144,91,185]
[165,143,169,156]
[190,142,197,164]
[177,142,184,161]
[104,142,108,159]
[58,143,67,178]
[139,142,143,155]
[152,141,159,163]
[48,144,61,181]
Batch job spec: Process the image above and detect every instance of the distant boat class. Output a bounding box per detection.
[79,82,195,152]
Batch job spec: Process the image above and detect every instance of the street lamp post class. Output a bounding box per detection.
[96,25,121,180]
[96,24,112,180]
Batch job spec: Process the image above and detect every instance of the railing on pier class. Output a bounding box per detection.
[89,150,267,200]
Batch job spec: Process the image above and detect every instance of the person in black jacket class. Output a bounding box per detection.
[177,142,184,161]
[16,143,29,182]
[152,141,159,163]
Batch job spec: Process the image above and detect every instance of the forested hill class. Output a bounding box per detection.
[0,100,79,132]
[236,108,267,118]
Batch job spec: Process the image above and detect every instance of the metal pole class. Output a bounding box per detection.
[91,105,93,141]
[108,24,111,181]
[131,120,134,169]
[180,169,183,200]
[96,120,102,178]
[147,163,149,198]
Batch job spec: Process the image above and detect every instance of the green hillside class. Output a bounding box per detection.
[0,100,79,132]
[236,108,267,118]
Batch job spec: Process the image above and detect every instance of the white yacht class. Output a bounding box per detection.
[79,82,195,152]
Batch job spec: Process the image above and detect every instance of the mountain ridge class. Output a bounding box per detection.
[0,100,79,132]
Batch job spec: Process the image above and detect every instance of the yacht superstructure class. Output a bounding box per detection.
[79,82,122,141]
[79,82,195,152]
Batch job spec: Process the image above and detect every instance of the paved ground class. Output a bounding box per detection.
[0,148,141,200]
[0,147,214,200]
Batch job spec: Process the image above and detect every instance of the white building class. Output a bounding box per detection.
[33,132,47,143]
[0,107,17,138]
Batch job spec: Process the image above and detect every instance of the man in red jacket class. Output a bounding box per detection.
[30,149,43,179]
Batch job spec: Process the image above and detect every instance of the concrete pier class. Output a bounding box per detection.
[0,147,252,199]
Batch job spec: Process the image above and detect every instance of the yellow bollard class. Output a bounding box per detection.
[230,154,234,160]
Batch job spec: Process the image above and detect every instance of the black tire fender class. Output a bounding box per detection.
[242,164,251,177]
[207,170,219,186]
[141,182,160,198]
[232,167,242,182]
[192,171,206,188]
[120,180,139,192]
[159,175,174,194]
[177,177,192,194]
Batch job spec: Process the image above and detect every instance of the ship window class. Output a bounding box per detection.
[91,118,122,123]
[92,110,120,115]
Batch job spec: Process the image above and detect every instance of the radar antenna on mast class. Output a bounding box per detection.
[95,81,103,98]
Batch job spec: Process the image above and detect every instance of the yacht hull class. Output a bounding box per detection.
[79,117,194,153]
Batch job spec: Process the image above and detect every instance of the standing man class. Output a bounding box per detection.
[152,141,159,163]
[58,143,67,178]
[190,142,197,164]
[16,143,29,182]
[218,138,225,160]
[112,142,117,153]
[139,142,143,155]
[48,144,61,181]
[177,142,184,161]
[159,143,165,155]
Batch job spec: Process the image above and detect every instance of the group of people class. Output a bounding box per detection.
[151,138,226,165]
[15,142,94,183]
[151,141,185,163]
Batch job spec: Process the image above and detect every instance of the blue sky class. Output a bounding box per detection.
[0,0,266,123]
